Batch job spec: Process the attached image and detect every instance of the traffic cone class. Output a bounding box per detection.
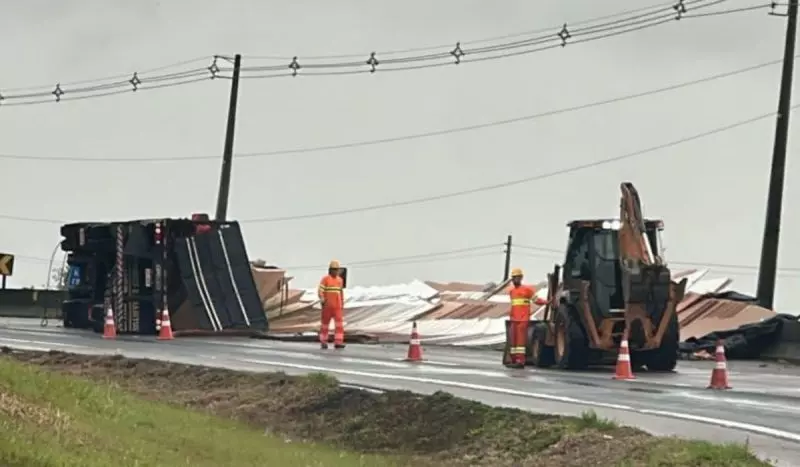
[157,307,174,340]
[707,339,732,390]
[613,330,635,380]
[102,307,116,339]
[404,321,423,362]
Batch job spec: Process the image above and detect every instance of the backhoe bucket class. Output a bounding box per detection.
[622,261,686,349]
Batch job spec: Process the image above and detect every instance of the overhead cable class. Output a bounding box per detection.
[16,244,800,275]
[0,56,229,107]
[245,1,695,61]
[234,107,788,223]
[0,1,772,107]
[0,54,786,163]
[239,0,751,79]
[0,104,787,226]
[513,245,800,273]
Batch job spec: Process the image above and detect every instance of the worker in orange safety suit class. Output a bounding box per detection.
[318,260,345,350]
[506,268,547,369]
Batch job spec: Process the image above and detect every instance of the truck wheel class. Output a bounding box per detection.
[554,308,589,370]
[531,332,555,368]
[645,313,679,372]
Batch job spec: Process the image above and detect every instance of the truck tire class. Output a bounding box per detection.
[531,326,555,368]
[645,312,679,372]
[553,307,589,370]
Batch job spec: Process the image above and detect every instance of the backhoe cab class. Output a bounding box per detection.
[528,182,687,371]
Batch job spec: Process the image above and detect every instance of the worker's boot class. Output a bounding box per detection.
[334,343,346,350]
[506,355,524,369]
[320,343,329,350]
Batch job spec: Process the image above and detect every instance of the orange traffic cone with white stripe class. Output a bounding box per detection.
[157,307,174,340]
[613,329,635,380]
[707,339,732,390]
[404,321,423,362]
[102,307,116,339]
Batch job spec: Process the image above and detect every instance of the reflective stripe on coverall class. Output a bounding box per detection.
[509,285,535,364]
[318,275,345,345]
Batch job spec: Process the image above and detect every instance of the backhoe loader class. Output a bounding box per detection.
[525,182,687,371]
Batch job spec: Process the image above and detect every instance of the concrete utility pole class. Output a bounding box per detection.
[757,0,798,310]
[503,235,513,281]
[214,54,242,222]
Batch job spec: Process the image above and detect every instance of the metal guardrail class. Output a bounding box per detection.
[0,289,65,319]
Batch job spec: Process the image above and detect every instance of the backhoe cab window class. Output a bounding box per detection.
[565,228,591,279]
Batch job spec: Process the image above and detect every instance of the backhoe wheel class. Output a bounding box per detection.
[553,307,589,370]
[645,312,679,372]
[531,331,555,368]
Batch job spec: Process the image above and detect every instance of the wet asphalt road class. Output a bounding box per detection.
[1,318,800,465]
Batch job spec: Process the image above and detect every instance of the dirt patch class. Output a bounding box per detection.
[0,389,72,432]
[1,349,765,467]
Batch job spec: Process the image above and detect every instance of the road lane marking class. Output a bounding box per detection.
[392,357,461,366]
[676,392,800,414]
[340,383,386,394]
[638,409,800,443]
[335,357,410,368]
[238,357,800,444]
[411,367,510,378]
[239,348,323,360]
[238,358,634,411]
[0,337,87,349]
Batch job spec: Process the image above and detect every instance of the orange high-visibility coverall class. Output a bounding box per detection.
[508,284,536,365]
[318,274,345,345]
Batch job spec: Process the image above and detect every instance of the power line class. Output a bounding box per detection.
[0,57,215,93]
[235,107,786,223]
[245,1,691,61]
[14,245,501,272]
[283,245,501,271]
[238,0,748,79]
[1,54,785,163]
[16,243,799,276]
[513,245,800,273]
[0,0,757,107]
[0,56,227,107]
[0,104,787,226]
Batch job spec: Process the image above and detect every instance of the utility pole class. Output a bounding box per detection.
[214,54,242,222]
[503,235,513,281]
[757,0,798,309]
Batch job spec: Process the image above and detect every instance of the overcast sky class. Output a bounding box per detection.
[1,0,798,310]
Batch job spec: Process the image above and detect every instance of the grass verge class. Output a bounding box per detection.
[0,349,773,466]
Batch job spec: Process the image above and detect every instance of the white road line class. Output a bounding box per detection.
[0,337,87,349]
[340,383,386,394]
[0,343,55,352]
[392,358,461,367]
[677,392,800,414]
[238,357,800,444]
[639,409,800,443]
[192,340,276,350]
[238,358,634,411]
[411,367,510,378]
[335,357,410,368]
[239,348,323,360]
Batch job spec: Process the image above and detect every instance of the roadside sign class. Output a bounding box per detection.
[0,253,14,276]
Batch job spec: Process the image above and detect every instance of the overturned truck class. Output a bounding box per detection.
[60,214,267,335]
